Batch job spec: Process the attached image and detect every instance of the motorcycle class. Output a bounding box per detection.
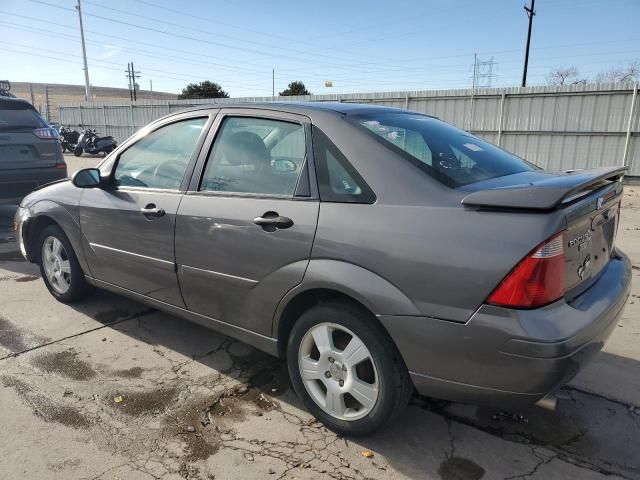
[59,126,80,153]
[74,128,117,156]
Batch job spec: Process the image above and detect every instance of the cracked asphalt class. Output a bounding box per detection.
[0,156,638,480]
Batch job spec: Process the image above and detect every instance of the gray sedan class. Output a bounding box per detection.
[14,103,631,435]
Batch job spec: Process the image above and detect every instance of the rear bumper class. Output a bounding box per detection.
[380,250,632,408]
[0,166,67,200]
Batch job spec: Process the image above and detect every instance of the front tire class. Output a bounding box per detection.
[37,225,93,303]
[73,146,83,157]
[287,301,412,436]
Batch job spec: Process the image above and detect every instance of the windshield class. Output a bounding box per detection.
[356,113,538,188]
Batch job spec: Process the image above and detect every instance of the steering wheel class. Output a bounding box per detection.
[152,160,185,186]
[117,174,148,188]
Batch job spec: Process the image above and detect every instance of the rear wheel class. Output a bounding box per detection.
[38,225,93,303]
[73,146,83,156]
[287,301,412,436]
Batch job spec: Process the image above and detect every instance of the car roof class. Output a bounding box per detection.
[176,101,430,118]
[0,97,37,110]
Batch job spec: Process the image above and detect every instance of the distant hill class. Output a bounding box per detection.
[9,81,178,123]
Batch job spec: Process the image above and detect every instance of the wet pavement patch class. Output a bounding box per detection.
[208,386,280,421]
[164,396,222,461]
[32,350,96,381]
[438,457,485,480]
[1,375,90,429]
[110,387,178,416]
[112,366,145,379]
[15,275,39,282]
[0,313,50,353]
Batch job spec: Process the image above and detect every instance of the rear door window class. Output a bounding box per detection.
[200,116,306,196]
[356,113,537,187]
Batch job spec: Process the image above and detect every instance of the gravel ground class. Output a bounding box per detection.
[0,158,638,480]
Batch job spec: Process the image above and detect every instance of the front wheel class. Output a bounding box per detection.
[38,225,93,303]
[73,146,83,156]
[287,301,412,436]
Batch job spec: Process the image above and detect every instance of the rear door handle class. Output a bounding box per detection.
[253,211,294,230]
[140,204,165,218]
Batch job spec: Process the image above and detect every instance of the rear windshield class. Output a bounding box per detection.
[0,106,46,131]
[355,113,537,187]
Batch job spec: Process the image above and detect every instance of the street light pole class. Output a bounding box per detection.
[76,0,92,101]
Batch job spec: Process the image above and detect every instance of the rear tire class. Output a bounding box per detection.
[37,224,93,303]
[287,301,412,436]
[73,146,83,157]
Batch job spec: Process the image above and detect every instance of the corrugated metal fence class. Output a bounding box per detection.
[59,83,640,176]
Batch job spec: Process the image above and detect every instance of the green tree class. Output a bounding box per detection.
[178,81,229,99]
[279,81,311,96]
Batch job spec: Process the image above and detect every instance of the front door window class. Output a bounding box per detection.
[114,117,207,190]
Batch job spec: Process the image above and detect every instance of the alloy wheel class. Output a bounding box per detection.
[298,322,379,421]
[42,236,71,294]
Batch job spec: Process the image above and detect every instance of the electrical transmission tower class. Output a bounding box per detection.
[471,56,497,88]
[125,62,142,101]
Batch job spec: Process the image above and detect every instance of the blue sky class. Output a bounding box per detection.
[1,0,639,97]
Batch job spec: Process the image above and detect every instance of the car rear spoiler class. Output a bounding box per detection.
[461,166,627,211]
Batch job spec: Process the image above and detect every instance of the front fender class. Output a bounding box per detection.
[272,259,421,337]
[24,200,93,277]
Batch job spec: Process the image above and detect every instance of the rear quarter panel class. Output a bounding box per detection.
[312,202,567,322]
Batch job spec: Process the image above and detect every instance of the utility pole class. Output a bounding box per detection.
[150,79,153,101]
[272,69,275,97]
[521,0,535,87]
[75,0,92,101]
[126,63,133,101]
[125,62,141,101]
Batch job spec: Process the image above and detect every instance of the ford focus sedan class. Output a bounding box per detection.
[14,103,631,435]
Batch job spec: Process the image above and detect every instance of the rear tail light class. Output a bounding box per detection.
[54,163,67,170]
[33,127,59,139]
[486,232,565,309]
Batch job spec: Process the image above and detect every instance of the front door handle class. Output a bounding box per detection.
[140,204,165,218]
[253,211,294,230]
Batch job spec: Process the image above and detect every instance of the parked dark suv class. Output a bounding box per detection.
[0,97,67,202]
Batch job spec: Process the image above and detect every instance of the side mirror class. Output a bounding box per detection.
[72,168,102,188]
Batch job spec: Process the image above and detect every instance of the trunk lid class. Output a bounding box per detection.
[460,166,626,298]
[563,181,622,299]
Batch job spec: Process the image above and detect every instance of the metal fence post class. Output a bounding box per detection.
[497,90,506,147]
[622,83,638,169]
[103,105,108,134]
